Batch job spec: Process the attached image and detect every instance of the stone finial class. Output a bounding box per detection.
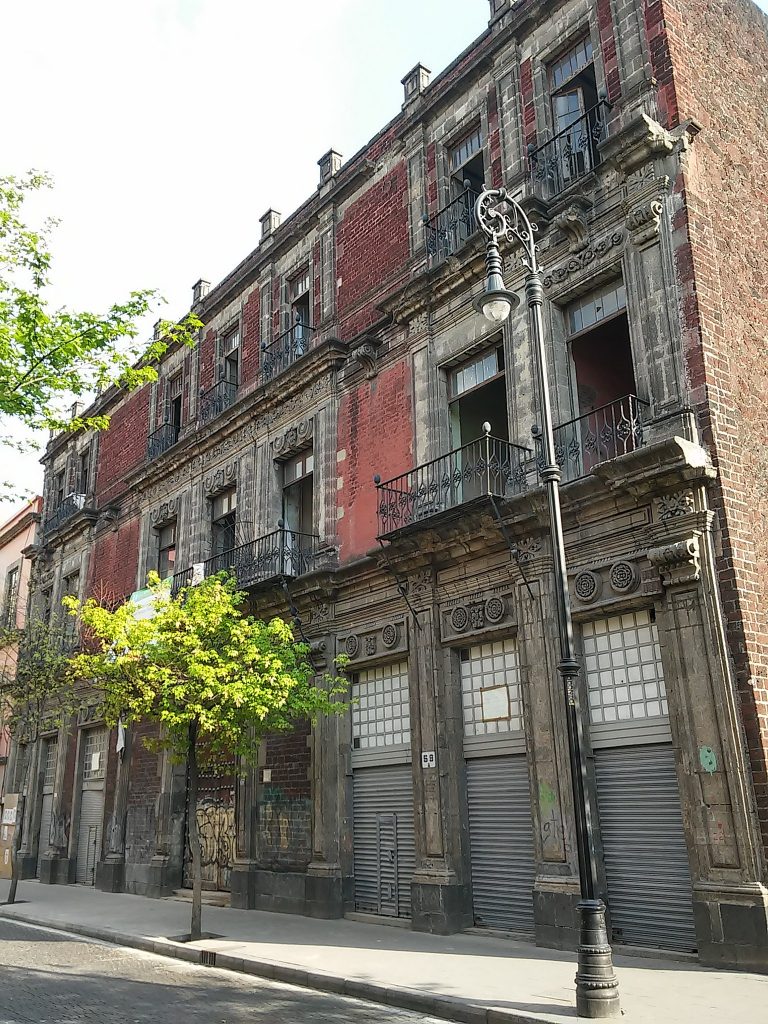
[401,63,431,106]
[318,149,343,186]
[192,279,210,304]
[260,208,282,241]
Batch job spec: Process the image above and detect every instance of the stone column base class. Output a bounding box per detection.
[16,853,38,880]
[38,855,73,885]
[410,871,473,935]
[693,882,768,972]
[95,858,126,893]
[123,855,181,898]
[305,861,344,919]
[533,879,581,951]
[230,864,312,916]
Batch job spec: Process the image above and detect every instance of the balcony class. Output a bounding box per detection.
[261,322,317,384]
[375,433,531,537]
[424,187,479,268]
[171,528,321,596]
[44,492,87,535]
[147,422,180,461]
[199,379,237,426]
[544,394,649,484]
[528,101,610,200]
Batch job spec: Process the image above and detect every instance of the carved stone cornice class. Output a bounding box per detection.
[623,174,670,248]
[549,197,592,254]
[599,112,676,177]
[542,230,624,290]
[273,417,314,459]
[348,336,382,379]
[648,536,701,587]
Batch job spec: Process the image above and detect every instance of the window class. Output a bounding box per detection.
[548,36,599,187]
[448,125,485,197]
[449,346,508,446]
[76,447,90,495]
[551,37,594,91]
[566,280,635,417]
[288,269,311,352]
[168,374,183,438]
[211,488,237,557]
[157,522,177,580]
[43,736,58,789]
[567,280,626,337]
[282,449,314,536]
[3,566,19,629]
[82,727,107,782]
[62,573,79,640]
[40,588,52,625]
[221,328,240,386]
[54,470,65,507]
[351,662,411,750]
[460,638,523,737]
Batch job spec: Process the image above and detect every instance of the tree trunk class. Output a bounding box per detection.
[7,752,31,905]
[187,719,203,941]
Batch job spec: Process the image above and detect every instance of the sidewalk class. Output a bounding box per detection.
[1,879,765,1024]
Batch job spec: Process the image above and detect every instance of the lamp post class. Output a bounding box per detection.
[473,187,620,1019]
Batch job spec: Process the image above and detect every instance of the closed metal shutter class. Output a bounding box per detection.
[353,765,415,918]
[594,743,696,951]
[76,788,105,885]
[36,792,53,878]
[466,755,536,932]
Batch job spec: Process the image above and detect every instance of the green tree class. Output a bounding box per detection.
[0,171,201,496]
[66,574,347,940]
[0,612,84,903]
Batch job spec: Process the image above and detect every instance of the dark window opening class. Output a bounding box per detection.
[3,566,19,629]
[211,489,237,558]
[448,125,485,199]
[168,374,183,439]
[449,346,508,448]
[549,37,599,185]
[567,281,635,415]
[77,448,90,495]
[54,470,65,507]
[221,329,240,386]
[157,522,177,580]
[288,269,311,354]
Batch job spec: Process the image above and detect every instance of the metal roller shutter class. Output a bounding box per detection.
[466,755,536,933]
[36,793,53,878]
[76,788,105,886]
[353,764,415,918]
[594,743,696,951]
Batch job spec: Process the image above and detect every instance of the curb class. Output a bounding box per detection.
[0,906,559,1024]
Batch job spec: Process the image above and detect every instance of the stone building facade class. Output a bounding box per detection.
[14,0,768,970]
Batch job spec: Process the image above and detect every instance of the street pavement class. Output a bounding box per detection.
[1,879,767,1024]
[0,917,444,1024]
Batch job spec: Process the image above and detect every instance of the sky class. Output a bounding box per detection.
[1,0,489,509]
[2,0,767,514]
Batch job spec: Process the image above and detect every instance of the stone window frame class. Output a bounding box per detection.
[528,13,605,148]
[2,559,21,630]
[279,250,315,336]
[433,104,491,214]
[214,312,243,388]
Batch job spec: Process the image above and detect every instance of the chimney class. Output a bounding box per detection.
[318,149,343,186]
[260,209,282,241]
[488,0,512,23]
[71,401,83,421]
[153,319,163,341]
[401,63,431,107]
[192,278,210,304]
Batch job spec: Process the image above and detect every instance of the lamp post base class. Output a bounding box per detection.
[575,899,621,1018]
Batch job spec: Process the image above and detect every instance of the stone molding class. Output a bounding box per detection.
[348,337,382,379]
[654,489,696,521]
[339,618,409,666]
[149,497,178,525]
[273,417,314,459]
[542,231,624,290]
[440,588,516,644]
[648,537,701,587]
[203,460,238,496]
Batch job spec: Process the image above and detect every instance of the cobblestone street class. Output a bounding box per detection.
[0,919,441,1024]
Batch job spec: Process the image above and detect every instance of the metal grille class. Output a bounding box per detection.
[594,744,696,951]
[82,728,107,781]
[582,611,668,725]
[352,764,415,918]
[75,788,104,885]
[43,737,58,788]
[352,662,410,750]
[466,755,536,933]
[461,639,523,737]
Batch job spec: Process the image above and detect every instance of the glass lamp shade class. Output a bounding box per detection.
[473,286,518,324]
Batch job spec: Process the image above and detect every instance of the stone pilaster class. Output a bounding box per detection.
[96,727,132,892]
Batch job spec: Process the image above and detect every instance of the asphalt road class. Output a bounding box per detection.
[0,918,443,1023]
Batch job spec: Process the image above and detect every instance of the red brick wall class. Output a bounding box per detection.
[643,0,680,127]
[662,0,768,858]
[198,327,217,393]
[86,517,140,601]
[337,359,414,561]
[241,288,260,386]
[336,163,410,340]
[520,58,537,151]
[259,725,312,870]
[125,721,161,867]
[596,0,621,102]
[95,388,150,507]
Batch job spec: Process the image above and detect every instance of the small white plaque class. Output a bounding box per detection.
[421,751,436,769]
[262,768,272,783]
[91,751,101,772]
[481,685,510,722]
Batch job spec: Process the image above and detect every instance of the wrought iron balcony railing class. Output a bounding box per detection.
[170,566,194,598]
[147,422,180,461]
[171,529,321,597]
[375,432,532,536]
[261,321,316,384]
[424,187,479,267]
[528,101,610,200]
[199,379,238,425]
[542,394,650,484]
[44,492,87,535]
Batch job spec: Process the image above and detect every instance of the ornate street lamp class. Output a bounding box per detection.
[473,187,620,1019]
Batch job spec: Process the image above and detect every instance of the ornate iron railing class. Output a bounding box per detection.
[204,528,321,587]
[199,379,237,425]
[375,432,532,536]
[147,422,180,460]
[528,101,610,199]
[542,394,650,484]
[261,322,316,383]
[170,566,194,597]
[44,492,87,534]
[424,187,479,267]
